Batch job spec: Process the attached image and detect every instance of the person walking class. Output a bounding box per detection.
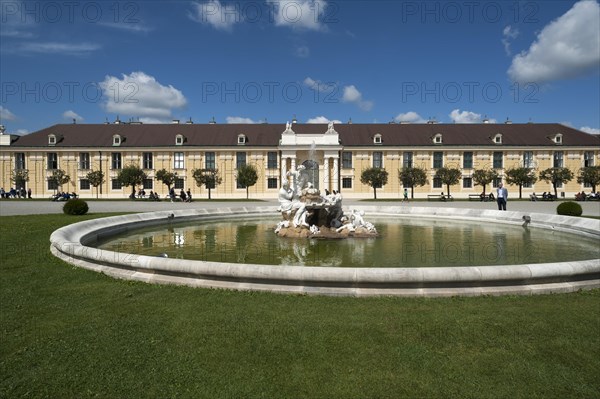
[403,188,409,202]
[496,183,508,211]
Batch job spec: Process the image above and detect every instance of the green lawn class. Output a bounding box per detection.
[1,214,599,398]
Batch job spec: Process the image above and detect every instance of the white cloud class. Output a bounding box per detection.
[98,72,187,119]
[294,45,310,58]
[501,25,519,56]
[306,116,342,124]
[580,126,600,135]
[62,110,84,122]
[18,42,101,55]
[189,0,240,32]
[449,109,496,124]
[394,111,426,123]
[98,22,153,33]
[0,106,17,121]
[226,116,258,124]
[508,0,600,83]
[266,0,328,31]
[16,129,29,135]
[138,117,170,124]
[342,85,373,111]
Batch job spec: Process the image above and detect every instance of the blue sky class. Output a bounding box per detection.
[1,0,599,135]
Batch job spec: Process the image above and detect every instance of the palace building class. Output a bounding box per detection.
[0,121,598,199]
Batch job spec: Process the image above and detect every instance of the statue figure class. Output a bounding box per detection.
[285,121,291,131]
[278,179,308,228]
[328,121,334,131]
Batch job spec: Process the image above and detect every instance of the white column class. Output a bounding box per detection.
[281,156,287,183]
[332,157,339,191]
[290,157,296,172]
[323,157,330,191]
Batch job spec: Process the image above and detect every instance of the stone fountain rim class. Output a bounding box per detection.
[49,206,600,297]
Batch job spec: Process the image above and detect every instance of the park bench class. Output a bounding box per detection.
[428,194,453,201]
[469,194,493,201]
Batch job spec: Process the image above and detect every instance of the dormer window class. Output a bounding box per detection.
[553,134,563,144]
[48,134,56,145]
[433,133,443,144]
[374,134,382,144]
[237,134,247,145]
[493,133,503,144]
[175,134,185,146]
[112,134,122,146]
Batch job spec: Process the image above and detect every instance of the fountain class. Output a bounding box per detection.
[276,164,378,239]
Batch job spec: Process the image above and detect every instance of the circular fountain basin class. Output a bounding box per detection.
[50,206,600,297]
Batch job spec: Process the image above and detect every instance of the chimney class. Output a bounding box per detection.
[0,125,5,134]
[172,119,180,124]
[347,118,352,124]
[186,117,193,124]
[504,117,512,124]
[209,116,216,124]
[292,114,297,124]
[114,116,121,124]
[427,117,437,124]
[482,115,489,124]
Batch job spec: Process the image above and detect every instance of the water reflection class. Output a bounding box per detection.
[95,218,600,268]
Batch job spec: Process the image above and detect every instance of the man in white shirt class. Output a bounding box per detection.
[496,183,508,211]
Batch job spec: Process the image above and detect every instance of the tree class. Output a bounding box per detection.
[434,167,461,197]
[155,169,176,191]
[117,165,147,198]
[49,169,71,192]
[236,164,259,199]
[86,170,105,199]
[11,169,29,189]
[539,167,574,198]
[472,169,499,195]
[504,167,537,199]
[577,166,600,193]
[192,168,222,199]
[399,166,428,199]
[360,167,388,199]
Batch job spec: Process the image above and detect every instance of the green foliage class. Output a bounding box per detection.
[155,169,176,190]
[577,166,600,193]
[557,201,583,217]
[434,167,462,197]
[472,169,499,194]
[49,169,71,191]
[235,164,259,199]
[360,167,389,199]
[192,168,223,199]
[62,198,89,215]
[86,170,105,198]
[505,167,538,199]
[117,165,147,196]
[539,167,574,198]
[10,169,29,184]
[399,166,428,199]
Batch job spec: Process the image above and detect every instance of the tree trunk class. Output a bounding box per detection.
[208,188,212,200]
[411,186,414,199]
[519,185,522,199]
[246,186,249,199]
[373,187,377,199]
[446,185,450,197]
[553,183,558,199]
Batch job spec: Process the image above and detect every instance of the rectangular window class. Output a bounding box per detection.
[143,179,153,189]
[493,152,503,169]
[236,152,246,169]
[433,177,442,188]
[584,151,594,167]
[342,177,352,189]
[463,152,473,169]
[111,179,122,190]
[523,151,534,168]
[267,178,278,189]
[463,177,472,188]
[174,178,184,189]
[553,151,564,168]
[80,179,90,190]
[111,152,122,170]
[373,151,383,168]
[267,152,278,169]
[433,152,443,169]
[48,179,58,190]
[15,153,26,169]
[492,178,502,188]
[205,152,215,169]
[556,181,563,189]
[523,181,532,188]
[342,152,353,169]
[174,152,184,169]
[79,152,90,170]
[403,152,413,168]
[47,152,58,170]
[143,152,153,169]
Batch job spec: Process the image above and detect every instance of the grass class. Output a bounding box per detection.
[1,214,599,398]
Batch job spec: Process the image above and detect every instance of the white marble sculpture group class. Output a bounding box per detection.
[276,165,378,238]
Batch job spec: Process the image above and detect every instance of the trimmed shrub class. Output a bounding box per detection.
[556,201,582,217]
[63,198,89,215]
